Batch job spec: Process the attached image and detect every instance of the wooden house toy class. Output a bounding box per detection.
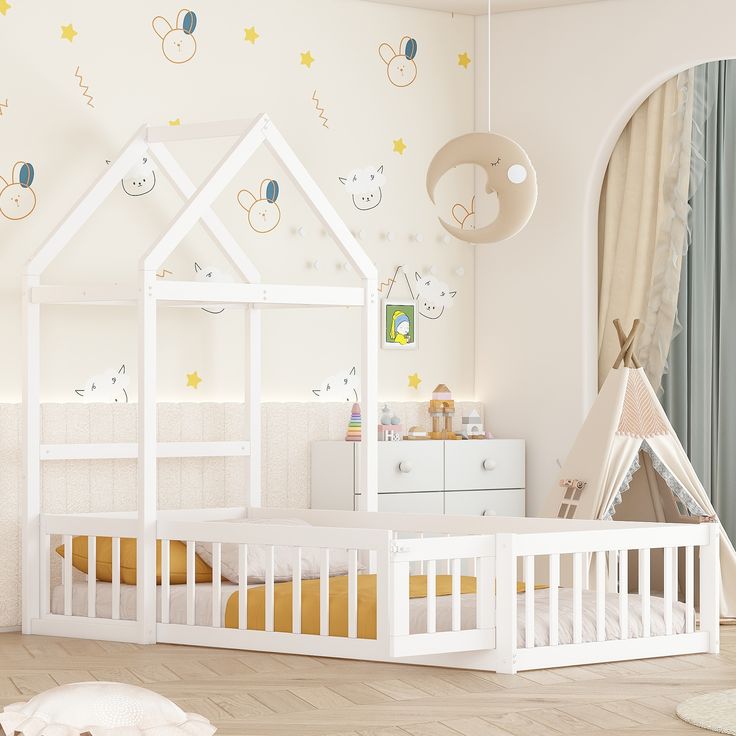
[460,409,485,439]
[428,383,460,440]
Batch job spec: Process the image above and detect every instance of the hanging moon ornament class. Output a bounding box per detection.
[426,132,537,244]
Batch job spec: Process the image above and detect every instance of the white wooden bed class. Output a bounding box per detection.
[21,116,721,673]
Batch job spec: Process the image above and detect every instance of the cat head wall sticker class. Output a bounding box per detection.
[194,261,227,314]
[0,161,36,221]
[106,157,157,197]
[75,364,129,403]
[237,179,281,233]
[339,165,385,211]
[152,9,198,64]
[312,367,359,402]
[452,196,475,231]
[413,272,457,320]
[378,36,418,87]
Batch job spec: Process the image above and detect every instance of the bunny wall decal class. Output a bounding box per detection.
[237,179,281,233]
[452,196,475,231]
[378,36,418,87]
[0,161,36,221]
[152,9,198,64]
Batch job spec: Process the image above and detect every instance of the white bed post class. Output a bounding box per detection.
[137,267,158,643]
[700,522,720,653]
[245,306,261,507]
[495,533,517,674]
[359,279,378,512]
[22,273,41,634]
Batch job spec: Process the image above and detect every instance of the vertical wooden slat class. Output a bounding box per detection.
[186,540,195,626]
[700,524,720,653]
[265,545,275,632]
[607,549,618,592]
[663,546,674,635]
[445,533,451,575]
[451,558,461,632]
[638,547,650,637]
[292,547,302,634]
[672,545,679,602]
[685,544,694,634]
[320,548,330,636]
[418,532,425,575]
[212,542,222,628]
[548,553,559,647]
[476,554,493,632]
[87,536,97,619]
[40,531,51,616]
[595,550,606,642]
[238,544,248,630]
[426,559,437,634]
[572,552,583,644]
[618,549,628,640]
[523,555,534,648]
[63,535,72,616]
[391,560,411,638]
[161,539,170,625]
[111,537,121,621]
[348,549,358,639]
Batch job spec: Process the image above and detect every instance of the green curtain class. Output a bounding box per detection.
[662,61,736,542]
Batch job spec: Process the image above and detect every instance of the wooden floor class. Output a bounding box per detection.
[1,630,735,735]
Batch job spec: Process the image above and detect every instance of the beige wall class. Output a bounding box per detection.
[475,0,736,515]
[0,0,476,404]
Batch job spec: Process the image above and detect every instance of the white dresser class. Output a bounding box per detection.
[311,439,525,516]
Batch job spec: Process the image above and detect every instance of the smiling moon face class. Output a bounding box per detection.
[426,132,537,244]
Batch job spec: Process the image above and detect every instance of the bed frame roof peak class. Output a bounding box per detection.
[25,114,377,282]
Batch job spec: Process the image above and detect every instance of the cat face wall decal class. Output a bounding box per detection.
[75,364,129,403]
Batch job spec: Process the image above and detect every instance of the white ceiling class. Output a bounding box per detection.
[361,0,607,15]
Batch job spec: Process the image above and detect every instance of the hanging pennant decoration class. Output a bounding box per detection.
[426,132,537,244]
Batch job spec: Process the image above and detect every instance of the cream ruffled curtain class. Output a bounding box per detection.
[598,69,695,391]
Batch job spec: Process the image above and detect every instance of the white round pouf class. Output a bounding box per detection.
[676,689,736,734]
[0,682,216,736]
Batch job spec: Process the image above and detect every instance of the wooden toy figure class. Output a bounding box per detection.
[428,384,460,440]
[346,403,362,441]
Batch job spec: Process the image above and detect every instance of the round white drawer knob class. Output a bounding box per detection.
[482,459,496,471]
[399,461,413,474]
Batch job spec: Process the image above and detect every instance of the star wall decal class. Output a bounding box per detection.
[393,137,407,155]
[300,50,315,68]
[168,118,181,126]
[244,25,259,44]
[186,371,202,389]
[0,0,11,17]
[458,51,471,69]
[61,23,78,42]
[408,372,422,390]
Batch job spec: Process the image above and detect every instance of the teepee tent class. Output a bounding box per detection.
[545,320,736,618]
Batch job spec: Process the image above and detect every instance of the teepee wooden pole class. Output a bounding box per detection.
[613,319,642,369]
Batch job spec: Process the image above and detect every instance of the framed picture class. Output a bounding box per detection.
[382,300,417,350]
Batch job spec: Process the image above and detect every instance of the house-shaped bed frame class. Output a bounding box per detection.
[22,115,378,640]
[20,116,720,674]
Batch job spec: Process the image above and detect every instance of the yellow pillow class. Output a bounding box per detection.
[55,537,212,585]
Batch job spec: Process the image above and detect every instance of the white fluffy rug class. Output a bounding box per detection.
[677,690,736,734]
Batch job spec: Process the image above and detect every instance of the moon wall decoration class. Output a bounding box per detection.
[426,132,537,244]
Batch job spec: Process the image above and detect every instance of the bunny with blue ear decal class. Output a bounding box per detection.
[152,8,198,63]
[379,36,418,87]
[237,178,281,233]
[0,161,36,220]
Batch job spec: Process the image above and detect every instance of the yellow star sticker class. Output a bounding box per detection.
[60,23,78,42]
[458,51,471,69]
[393,137,407,155]
[0,0,11,17]
[186,371,202,389]
[408,372,422,390]
[168,118,181,126]
[244,25,259,44]
[300,50,315,68]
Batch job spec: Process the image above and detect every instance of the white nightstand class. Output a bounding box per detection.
[311,439,525,516]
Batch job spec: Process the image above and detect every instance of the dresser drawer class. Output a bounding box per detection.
[444,440,525,491]
[378,492,444,515]
[445,489,525,517]
[377,442,444,493]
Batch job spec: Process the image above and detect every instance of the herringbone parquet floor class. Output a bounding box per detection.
[1,629,735,735]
